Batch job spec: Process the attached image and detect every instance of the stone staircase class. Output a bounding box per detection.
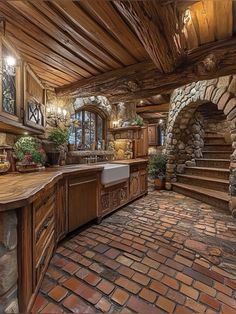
[172,133,231,210]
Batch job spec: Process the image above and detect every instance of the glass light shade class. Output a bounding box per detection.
[62,109,67,117]
[5,56,16,67]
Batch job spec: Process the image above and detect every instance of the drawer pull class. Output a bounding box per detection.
[69,179,96,187]
[36,215,53,241]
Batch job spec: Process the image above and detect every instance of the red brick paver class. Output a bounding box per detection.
[32,190,236,313]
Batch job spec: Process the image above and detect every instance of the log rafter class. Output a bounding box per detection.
[56,38,236,102]
[136,104,170,113]
[114,0,185,73]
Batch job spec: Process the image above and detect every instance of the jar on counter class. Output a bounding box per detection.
[0,152,10,174]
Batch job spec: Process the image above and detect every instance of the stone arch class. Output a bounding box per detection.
[73,96,114,120]
[165,76,236,216]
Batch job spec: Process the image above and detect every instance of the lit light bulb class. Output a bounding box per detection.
[62,109,67,117]
[57,107,62,114]
[159,119,163,124]
[5,56,16,67]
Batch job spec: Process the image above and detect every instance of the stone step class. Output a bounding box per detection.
[177,174,229,192]
[202,151,231,159]
[172,183,229,211]
[204,137,226,145]
[185,166,230,180]
[203,144,232,151]
[195,158,230,169]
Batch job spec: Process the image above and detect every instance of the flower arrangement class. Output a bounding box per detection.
[14,136,46,170]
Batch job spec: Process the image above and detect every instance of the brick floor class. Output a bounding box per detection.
[32,190,236,313]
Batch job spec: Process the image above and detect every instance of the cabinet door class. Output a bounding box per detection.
[55,179,67,242]
[68,175,97,232]
[139,169,147,194]
[130,171,140,199]
[148,125,157,146]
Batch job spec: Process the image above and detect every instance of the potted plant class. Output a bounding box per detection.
[148,153,167,190]
[132,115,144,127]
[14,136,46,172]
[47,128,69,166]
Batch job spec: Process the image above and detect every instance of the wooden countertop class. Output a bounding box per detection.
[0,164,104,212]
[111,158,148,165]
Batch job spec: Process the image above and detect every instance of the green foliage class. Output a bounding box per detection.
[14,136,46,165]
[148,153,167,179]
[48,128,69,148]
[133,115,144,127]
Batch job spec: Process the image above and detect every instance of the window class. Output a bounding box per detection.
[70,109,106,150]
[2,45,16,115]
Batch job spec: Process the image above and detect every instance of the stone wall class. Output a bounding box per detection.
[165,74,236,216]
[0,210,18,313]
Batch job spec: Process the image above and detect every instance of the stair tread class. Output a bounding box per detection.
[172,183,230,201]
[177,174,229,184]
[185,166,230,172]
[202,150,231,153]
[204,143,231,146]
[204,136,225,138]
[195,158,230,161]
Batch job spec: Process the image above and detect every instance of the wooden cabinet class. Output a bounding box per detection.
[18,186,56,312]
[134,127,148,158]
[18,169,101,312]
[130,163,148,200]
[100,161,148,217]
[139,169,148,194]
[23,64,46,132]
[55,179,67,242]
[100,180,129,217]
[130,171,140,199]
[68,174,98,232]
[148,124,158,146]
[0,40,23,126]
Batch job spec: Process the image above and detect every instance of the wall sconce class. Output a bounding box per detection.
[46,104,71,128]
[2,55,17,77]
[183,9,191,25]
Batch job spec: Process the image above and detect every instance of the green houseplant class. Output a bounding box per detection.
[47,128,69,166]
[14,136,46,172]
[148,153,167,190]
[132,115,144,127]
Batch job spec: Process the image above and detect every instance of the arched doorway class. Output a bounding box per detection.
[165,77,236,216]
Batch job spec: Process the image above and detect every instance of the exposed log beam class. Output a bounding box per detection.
[114,0,185,73]
[136,104,170,113]
[56,38,236,102]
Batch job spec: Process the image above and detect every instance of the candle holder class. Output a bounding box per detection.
[46,105,71,128]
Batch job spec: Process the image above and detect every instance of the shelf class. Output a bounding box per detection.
[109,126,141,132]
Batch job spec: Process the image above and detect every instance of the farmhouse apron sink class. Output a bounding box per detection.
[101,163,130,186]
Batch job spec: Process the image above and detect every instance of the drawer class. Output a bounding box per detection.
[69,174,97,186]
[34,231,54,289]
[34,193,55,230]
[130,165,139,173]
[35,205,55,264]
[33,186,55,211]
[139,163,148,171]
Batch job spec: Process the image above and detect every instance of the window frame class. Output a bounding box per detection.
[74,107,107,150]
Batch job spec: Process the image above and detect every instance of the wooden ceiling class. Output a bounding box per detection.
[0,0,236,120]
[0,0,148,88]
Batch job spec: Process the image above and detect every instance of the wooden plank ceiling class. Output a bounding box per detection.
[0,0,235,118]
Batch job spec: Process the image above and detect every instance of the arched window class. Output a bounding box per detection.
[70,107,106,150]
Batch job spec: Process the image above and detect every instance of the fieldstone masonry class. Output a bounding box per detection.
[165,74,236,216]
[0,210,18,313]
